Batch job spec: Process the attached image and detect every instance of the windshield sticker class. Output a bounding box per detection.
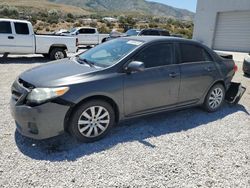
[127,40,143,46]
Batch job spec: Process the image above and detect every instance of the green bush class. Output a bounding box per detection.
[90,22,97,28]
[47,9,59,24]
[73,21,82,27]
[0,5,19,18]
[67,13,74,19]
[98,25,110,34]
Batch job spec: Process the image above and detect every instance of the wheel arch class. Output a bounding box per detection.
[64,95,120,131]
[201,79,226,103]
[49,44,68,54]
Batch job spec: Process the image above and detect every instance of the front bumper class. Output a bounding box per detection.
[10,78,70,140]
[10,98,70,140]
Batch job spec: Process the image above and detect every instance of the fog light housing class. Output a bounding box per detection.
[28,122,38,135]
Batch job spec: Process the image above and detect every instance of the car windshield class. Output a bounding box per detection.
[77,39,144,68]
[126,29,140,36]
[69,28,77,33]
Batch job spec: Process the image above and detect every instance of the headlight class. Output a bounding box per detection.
[27,87,69,104]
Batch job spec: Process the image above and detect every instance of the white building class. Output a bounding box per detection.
[193,0,250,52]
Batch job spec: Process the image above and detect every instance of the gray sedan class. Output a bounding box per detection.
[11,36,237,142]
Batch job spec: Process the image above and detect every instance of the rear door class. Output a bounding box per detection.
[0,21,15,53]
[78,28,98,45]
[177,43,218,105]
[123,42,180,116]
[13,22,35,54]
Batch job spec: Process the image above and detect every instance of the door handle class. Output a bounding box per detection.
[169,72,179,78]
[8,36,14,39]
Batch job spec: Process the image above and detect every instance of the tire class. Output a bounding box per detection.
[102,38,107,43]
[68,100,115,143]
[203,83,225,112]
[49,48,67,60]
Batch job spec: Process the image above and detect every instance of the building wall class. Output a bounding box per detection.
[193,0,250,48]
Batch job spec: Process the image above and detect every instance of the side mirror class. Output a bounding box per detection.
[125,61,145,73]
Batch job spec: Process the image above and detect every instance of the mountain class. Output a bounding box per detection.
[0,0,90,15]
[49,0,194,20]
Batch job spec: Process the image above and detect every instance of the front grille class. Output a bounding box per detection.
[18,78,35,89]
[11,78,34,104]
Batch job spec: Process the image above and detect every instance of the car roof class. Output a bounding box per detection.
[124,36,195,44]
[76,27,96,29]
[0,18,31,24]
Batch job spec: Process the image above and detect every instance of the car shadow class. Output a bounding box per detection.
[15,104,249,161]
[0,56,50,64]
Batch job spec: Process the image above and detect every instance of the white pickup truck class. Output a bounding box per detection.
[0,19,78,60]
[64,27,109,46]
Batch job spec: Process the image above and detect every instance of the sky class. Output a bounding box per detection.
[150,0,198,12]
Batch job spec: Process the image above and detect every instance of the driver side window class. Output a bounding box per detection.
[133,43,174,68]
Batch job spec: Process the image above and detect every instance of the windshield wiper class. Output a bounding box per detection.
[75,56,95,67]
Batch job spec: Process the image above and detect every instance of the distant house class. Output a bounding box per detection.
[102,17,118,22]
[193,0,250,52]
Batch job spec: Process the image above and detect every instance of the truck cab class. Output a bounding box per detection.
[67,27,109,46]
[0,19,78,60]
[0,19,35,54]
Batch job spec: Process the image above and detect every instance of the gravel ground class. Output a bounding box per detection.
[0,55,249,187]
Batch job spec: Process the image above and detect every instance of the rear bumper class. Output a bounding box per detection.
[243,58,250,74]
[10,98,70,140]
[225,82,246,105]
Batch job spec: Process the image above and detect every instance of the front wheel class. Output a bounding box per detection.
[69,100,115,142]
[203,84,225,112]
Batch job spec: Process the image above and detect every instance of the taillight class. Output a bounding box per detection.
[76,38,79,46]
[234,64,238,72]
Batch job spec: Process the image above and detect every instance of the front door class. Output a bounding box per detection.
[123,43,180,116]
[0,21,15,53]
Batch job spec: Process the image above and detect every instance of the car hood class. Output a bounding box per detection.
[19,58,101,87]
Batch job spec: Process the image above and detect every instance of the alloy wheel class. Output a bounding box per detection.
[208,88,224,109]
[77,106,110,138]
[54,51,65,59]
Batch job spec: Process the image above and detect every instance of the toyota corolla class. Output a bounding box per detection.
[10,36,241,142]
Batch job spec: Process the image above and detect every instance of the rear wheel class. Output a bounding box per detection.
[69,100,115,142]
[49,48,67,60]
[102,38,107,43]
[203,84,225,112]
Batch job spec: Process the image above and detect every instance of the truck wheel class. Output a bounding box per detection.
[68,100,115,143]
[102,38,107,43]
[203,83,225,112]
[50,48,67,60]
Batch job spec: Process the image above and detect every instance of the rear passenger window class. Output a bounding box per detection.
[0,21,12,34]
[134,43,174,68]
[140,30,160,36]
[79,29,95,34]
[160,30,170,36]
[14,22,29,35]
[180,43,212,63]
